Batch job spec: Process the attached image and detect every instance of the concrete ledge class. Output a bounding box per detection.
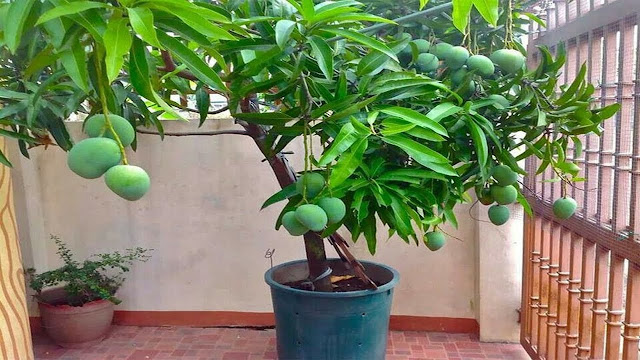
[31,312,479,334]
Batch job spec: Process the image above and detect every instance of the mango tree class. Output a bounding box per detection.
[0,0,618,293]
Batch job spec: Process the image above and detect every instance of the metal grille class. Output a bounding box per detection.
[521,0,640,359]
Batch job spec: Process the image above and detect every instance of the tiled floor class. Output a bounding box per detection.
[33,326,529,360]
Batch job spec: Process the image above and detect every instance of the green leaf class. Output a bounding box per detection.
[5,0,36,53]
[466,117,488,176]
[381,135,457,176]
[196,86,210,126]
[0,148,12,167]
[452,0,473,33]
[129,37,154,99]
[380,107,448,136]
[151,90,185,121]
[405,127,445,142]
[522,12,546,28]
[104,19,132,83]
[572,136,583,158]
[308,36,334,80]
[330,137,368,186]
[595,103,621,120]
[128,7,162,49]
[324,28,397,62]
[37,1,109,25]
[300,0,316,19]
[472,0,498,26]
[357,50,390,77]
[426,103,463,122]
[59,41,89,93]
[319,123,362,166]
[517,191,533,217]
[419,0,430,10]
[157,32,227,91]
[169,7,235,40]
[536,108,547,127]
[0,89,29,100]
[261,184,298,209]
[363,213,377,255]
[275,19,296,48]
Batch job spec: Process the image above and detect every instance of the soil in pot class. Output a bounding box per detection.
[284,267,385,292]
[37,288,115,349]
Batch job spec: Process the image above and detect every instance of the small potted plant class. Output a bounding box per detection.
[27,236,151,349]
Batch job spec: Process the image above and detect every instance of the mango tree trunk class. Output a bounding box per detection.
[0,137,34,359]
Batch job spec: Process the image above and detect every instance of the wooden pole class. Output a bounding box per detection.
[0,137,34,359]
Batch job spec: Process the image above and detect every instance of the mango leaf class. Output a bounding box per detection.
[362,213,377,255]
[381,135,457,177]
[275,19,295,48]
[308,36,334,80]
[324,28,397,62]
[129,37,154,99]
[157,31,227,91]
[151,90,185,121]
[128,7,162,49]
[466,117,488,177]
[452,0,473,33]
[169,7,235,40]
[426,103,462,122]
[261,184,298,209]
[419,0,430,9]
[104,18,132,83]
[5,0,37,53]
[517,192,533,217]
[59,41,89,93]
[330,137,368,186]
[380,106,448,136]
[472,0,498,26]
[318,123,364,166]
[37,1,109,25]
[357,50,390,77]
[0,148,12,167]
[196,86,209,126]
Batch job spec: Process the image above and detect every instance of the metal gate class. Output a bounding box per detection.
[521,0,640,359]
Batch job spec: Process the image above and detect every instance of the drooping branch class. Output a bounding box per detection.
[136,128,249,137]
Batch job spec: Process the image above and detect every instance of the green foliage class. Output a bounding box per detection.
[27,235,151,306]
[0,0,619,255]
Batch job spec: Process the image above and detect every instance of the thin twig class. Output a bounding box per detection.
[158,50,226,96]
[136,128,249,137]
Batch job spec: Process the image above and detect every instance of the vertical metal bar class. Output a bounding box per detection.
[629,18,640,239]
[603,255,625,360]
[577,240,596,360]
[546,222,562,357]
[538,219,552,358]
[566,233,585,359]
[531,216,544,349]
[589,245,611,360]
[522,211,534,344]
[555,227,572,359]
[621,263,640,360]
[586,30,602,220]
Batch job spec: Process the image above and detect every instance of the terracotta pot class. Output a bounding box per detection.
[37,288,114,348]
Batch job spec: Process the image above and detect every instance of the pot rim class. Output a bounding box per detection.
[264,258,399,298]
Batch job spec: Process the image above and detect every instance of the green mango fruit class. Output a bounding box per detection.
[553,197,577,219]
[429,42,453,60]
[85,114,136,147]
[104,165,151,201]
[425,231,446,251]
[67,138,122,179]
[490,49,526,74]
[412,39,431,53]
[475,186,494,205]
[451,67,467,86]
[415,53,439,73]
[488,204,510,225]
[492,164,518,186]
[490,184,517,205]
[295,204,328,232]
[317,197,346,224]
[466,55,495,77]
[282,211,309,236]
[295,173,325,198]
[445,46,470,69]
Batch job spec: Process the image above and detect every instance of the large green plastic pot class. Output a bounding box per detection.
[265,259,399,360]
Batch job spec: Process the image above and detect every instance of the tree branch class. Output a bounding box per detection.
[136,128,249,137]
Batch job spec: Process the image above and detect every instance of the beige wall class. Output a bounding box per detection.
[10,120,521,340]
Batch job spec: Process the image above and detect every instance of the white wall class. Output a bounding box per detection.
[10,120,521,339]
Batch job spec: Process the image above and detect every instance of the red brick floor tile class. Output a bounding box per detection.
[33,326,530,360]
